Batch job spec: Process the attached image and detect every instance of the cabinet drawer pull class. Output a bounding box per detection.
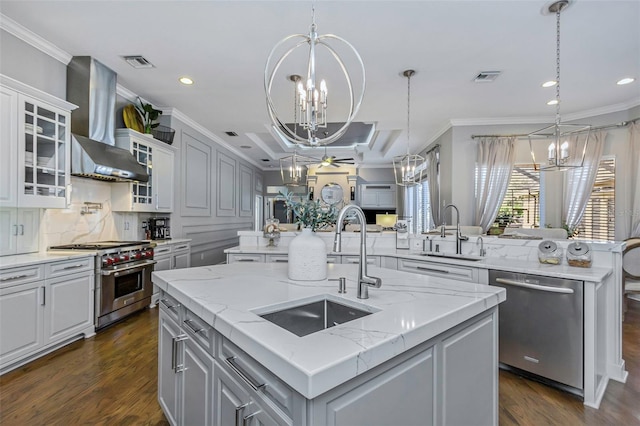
[416,266,450,274]
[62,264,85,270]
[160,299,180,311]
[225,356,266,392]
[1,273,31,282]
[175,245,188,250]
[236,258,257,262]
[235,403,249,426]
[183,319,205,334]
[272,259,288,263]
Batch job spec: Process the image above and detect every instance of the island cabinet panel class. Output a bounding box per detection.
[311,348,435,426]
[440,314,497,426]
[158,309,182,426]
[182,337,214,426]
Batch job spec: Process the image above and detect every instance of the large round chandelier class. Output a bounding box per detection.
[264,5,365,147]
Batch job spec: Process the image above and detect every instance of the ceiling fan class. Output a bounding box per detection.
[318,146,355,168]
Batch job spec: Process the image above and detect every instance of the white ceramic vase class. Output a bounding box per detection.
[288,227,327,281]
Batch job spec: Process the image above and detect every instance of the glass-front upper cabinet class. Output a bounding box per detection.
[132,140,153,206]
[1,76,75,209]
[19,94,71,208]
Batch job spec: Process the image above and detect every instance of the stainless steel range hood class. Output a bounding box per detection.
[67,56,148,182]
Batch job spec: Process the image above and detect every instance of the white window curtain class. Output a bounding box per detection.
[426,148,441,226]
[562,131,606,230]
[629,122,640,237]
[474,137,516,232]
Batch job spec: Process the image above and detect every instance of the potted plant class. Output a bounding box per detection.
[278,191,339,281]
[279,191,338,231]
[134,96,162,134]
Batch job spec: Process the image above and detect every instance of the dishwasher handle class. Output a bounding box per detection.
[494,277,574,294]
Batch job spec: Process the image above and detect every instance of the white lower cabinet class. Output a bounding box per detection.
[0,208,40,256]
[0,257,94,373]
[157,288,498,426]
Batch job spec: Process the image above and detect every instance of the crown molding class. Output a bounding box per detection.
[116,84,139,103]
[165,107,262,169]
[0,14,72,64]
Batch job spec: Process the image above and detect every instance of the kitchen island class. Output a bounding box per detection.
[152,262,505,426]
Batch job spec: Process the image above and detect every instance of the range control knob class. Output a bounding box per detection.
[120,254,129,261]
[103,257,114,266]
[134,252,142,259]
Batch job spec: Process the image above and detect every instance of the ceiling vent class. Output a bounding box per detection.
[474,71,501,82]
[225,131,239,136]
[123,56,154,69]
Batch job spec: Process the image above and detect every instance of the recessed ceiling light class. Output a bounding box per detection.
[179,76,194,85]
[547,99,559,105]
[617,77,635,85]
[542,80,557,87]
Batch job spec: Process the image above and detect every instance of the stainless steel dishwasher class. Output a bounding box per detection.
[489,270,583,393]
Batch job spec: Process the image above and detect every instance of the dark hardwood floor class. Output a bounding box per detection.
[1,301,639,425]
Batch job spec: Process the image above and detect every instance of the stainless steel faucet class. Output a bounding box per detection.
[334,205,382,299]
[476,235,486,257]
[440,204,468,254]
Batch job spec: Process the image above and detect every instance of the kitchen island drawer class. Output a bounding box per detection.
[227,253,265,263]
[158,291,182,323]
[0,264,44,288]
[219,337,298,421]
[398,259,478,282]
[182,309,214,352]
[45,256,93,278]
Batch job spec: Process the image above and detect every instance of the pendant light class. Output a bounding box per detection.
[264,4,365,147]
[393,70,425,187]
[528,0,591,171]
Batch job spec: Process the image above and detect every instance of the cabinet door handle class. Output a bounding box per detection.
[416,266,450,274]
[243,411,259,426]
[13,225,18,236]
[172,334,188,373]
[183,319,205,334]
[19,225,24,235]
[225,356,266,391]
[235,403,249,426]
[155,193,159,210]
[66,184,72,207]
[41,286,46,306]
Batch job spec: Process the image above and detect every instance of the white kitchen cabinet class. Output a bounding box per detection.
[359,184,396,209]
[158,298,214,426]
[0,279,43,366]
[0,256,94,373]
[0,208,40,256]
[1,78,75,210]
[112,129,175,213]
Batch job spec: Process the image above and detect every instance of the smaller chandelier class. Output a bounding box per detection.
[393,70,425,187]
[279,151,317,187]
[528,0,591,171]
[265,6,365,147]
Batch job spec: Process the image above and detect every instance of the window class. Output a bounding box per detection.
[494,164,541,229]
[405,179,435,234]
[576,158,615,240]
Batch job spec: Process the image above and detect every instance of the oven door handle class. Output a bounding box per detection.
[101,261,157,277]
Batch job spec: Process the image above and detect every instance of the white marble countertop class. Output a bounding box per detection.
[224,246,612,283]
[0,252,95,270]
[152,263,505,399]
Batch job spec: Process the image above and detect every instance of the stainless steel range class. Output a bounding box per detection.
[49,241,156,330]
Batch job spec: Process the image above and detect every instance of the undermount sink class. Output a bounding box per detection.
[257,297,375,337]
[419,252,484,262]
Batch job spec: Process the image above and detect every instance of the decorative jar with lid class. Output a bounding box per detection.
[538,240,563,265]
[567,242,592,268]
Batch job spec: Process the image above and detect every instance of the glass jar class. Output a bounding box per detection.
[538,240,563,265]
[567,242,592,268]
[263,218,281,247]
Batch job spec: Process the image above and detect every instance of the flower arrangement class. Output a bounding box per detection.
[279,191,338,232]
